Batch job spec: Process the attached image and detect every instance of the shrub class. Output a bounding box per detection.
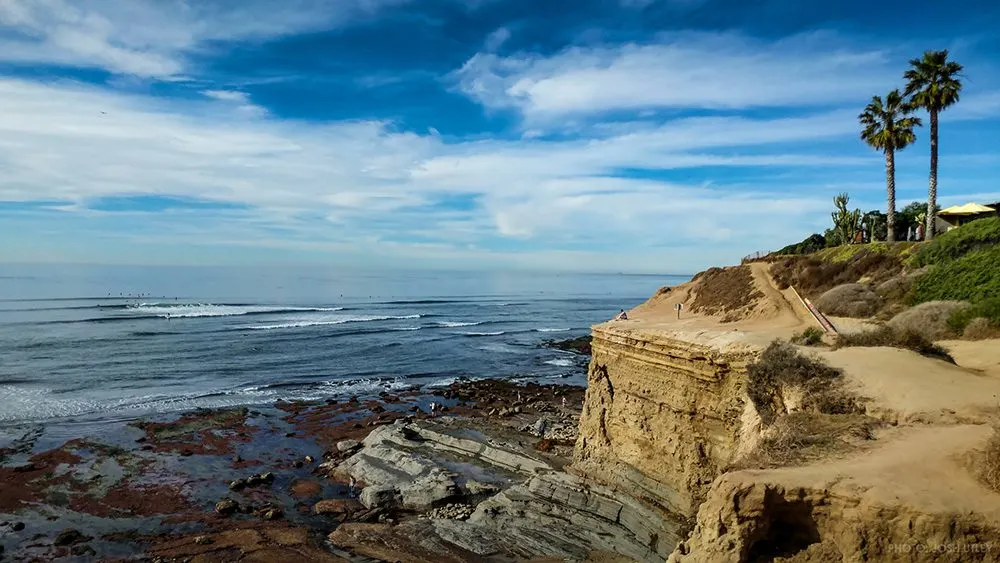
[690,266,763,321]
[792,326,825,346]
[775,234,827,256]
[770,249,905,299]
[814,283,882,318]
[963,318,999,340]
[910,246,1000,304]
[910,217,1000,267]
[746,342,846,424]
[746,412,876,468]
[874,267,930,302]
[947,297,1000,334]
[834,326,954,363]
[887,301,969,341]
[979,429,1000,493]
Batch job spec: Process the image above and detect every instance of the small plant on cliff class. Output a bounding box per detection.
[947,298,1000,338]
[979,428,1000,493]
[791,327,824,346]
[746,342,846,425]
[833,326,954,363]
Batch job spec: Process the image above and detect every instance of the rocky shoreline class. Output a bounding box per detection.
[0,377,648,562]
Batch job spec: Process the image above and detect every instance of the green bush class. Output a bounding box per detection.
[910,246,1000,304]
[910,217,1000,267]
[948,297,1000,333]
[792,327,825,346]
[775,234,827,256]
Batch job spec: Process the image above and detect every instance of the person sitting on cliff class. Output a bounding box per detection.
[614,309,628,321]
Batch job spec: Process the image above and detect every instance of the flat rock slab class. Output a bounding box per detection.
[328,521,510,563]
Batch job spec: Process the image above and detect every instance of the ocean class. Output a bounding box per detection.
[0,264,688,425]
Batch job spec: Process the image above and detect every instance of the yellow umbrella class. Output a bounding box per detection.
[939,203,995,215]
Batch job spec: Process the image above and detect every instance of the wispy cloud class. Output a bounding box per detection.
[455,31,899,121]
[1,2,998,271]
[484,27,511,52]
[0,0,411,78]
[0,76,868,265]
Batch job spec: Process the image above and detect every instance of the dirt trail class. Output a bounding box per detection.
[612,262,811,346]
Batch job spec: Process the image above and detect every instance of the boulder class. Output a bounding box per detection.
[314,498,363,515]
[53,529,91,546]
[338,427,460,510]
[215,499,240,515]
[337,439,361,452]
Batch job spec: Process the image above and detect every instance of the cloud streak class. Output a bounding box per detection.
[455,31,900,121]
[0,0,411,78]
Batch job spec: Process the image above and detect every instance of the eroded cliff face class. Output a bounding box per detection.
[671,424,1000,563]
[572,324,759,524]
[572,269,1000,563]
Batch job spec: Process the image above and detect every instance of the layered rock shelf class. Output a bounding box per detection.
[574,325,758,522]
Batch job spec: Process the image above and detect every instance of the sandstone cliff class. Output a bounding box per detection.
[572,263,1000,562]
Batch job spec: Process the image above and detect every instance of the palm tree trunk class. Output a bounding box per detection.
[926,108,939,241]
[886,147,896,242]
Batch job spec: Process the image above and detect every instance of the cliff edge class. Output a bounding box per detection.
[572,263,1000,562]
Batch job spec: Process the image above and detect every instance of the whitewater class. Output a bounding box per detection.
[0,266,685,424]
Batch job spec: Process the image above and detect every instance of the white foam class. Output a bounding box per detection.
[126,304,344,318]
[544,358,575,367]
[535,328,571,332]
[436,321,482,327]
[246,314,421,330]
[462,331,505,336]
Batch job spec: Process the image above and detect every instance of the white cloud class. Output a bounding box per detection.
[484,27,511,52]
[455,31,898,120]
[0,0,411,78]
[0,75,882,270]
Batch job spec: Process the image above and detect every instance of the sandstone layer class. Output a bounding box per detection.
[572,263,1000,562]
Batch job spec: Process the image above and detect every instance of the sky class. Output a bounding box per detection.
[0,0,999,274]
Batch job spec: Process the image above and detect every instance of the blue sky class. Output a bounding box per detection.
[0,0,999,273]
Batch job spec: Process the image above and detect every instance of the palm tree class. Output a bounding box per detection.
[859,90,921,242]
[904,50,963,241]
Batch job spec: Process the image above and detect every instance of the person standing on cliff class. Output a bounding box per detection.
[614,309,628,321]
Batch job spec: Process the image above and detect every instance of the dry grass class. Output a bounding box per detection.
[770,249,904,298]
[690,266,763,322]
[834,326,954,363]
[737,412,877,469]
[814,283,882,318]
[964,318,1000,340]
[747,342,856,424]
[978,428,1000,493]
[739,343,876,469]
[887,300,969,341]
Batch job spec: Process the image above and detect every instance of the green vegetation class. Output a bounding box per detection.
[828,193,863,247]
[792,327,825,346]
[834,326,953,363]
[947,297,1000,334]
[775,234,826,256]
[904,50,964,241]
[858,89,921,242]
[911,246,1000,304]
[910,217,1000,268]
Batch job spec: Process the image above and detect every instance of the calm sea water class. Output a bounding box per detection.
[0,264,688,424]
